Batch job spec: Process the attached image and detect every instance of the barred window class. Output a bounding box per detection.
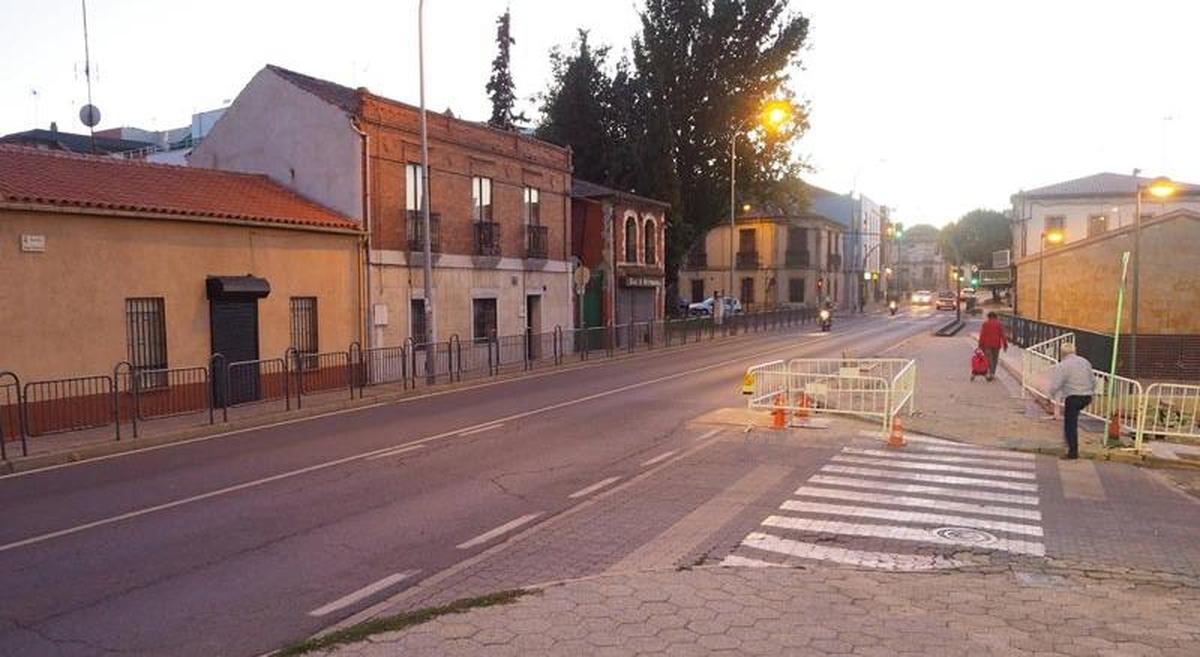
[411,299,429,346]
[126,298,167,388]
[472,298,497,343]
[289,297,319,354]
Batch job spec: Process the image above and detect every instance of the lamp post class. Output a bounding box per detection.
[860,242,881,313]
[1036,228,1064,321]
[728,101,791,307]
[417,0,435,349]
[1130,173,1178,376]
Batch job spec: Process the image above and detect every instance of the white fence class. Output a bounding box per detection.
[1136,382,1200,450]
[746,358,917,432]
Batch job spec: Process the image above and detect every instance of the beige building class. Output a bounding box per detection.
[679,207,845,310]
[192,65,573,348]
[0,146,362,383]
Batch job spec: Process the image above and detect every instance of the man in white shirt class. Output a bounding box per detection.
[1046,343,1094,460]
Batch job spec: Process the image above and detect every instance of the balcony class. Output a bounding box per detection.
[785,250,810,268]
[736,251,760,269]
[525,224,548,259]
[475,221,502,257]
[828,254,842,271]
[406,211,441,252]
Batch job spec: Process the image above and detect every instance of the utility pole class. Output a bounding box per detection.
[418,0,436,353]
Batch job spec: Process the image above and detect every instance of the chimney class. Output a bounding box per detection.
[50,121,58,133]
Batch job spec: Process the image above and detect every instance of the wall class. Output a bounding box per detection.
[0,209,360,381]
[190,68,363,222]
[1012,195,1200,258]
[1014,213,1200,335]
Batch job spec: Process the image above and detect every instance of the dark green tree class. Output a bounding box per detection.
[536,31,617,184]
[486,9,526,130]
[940,209,1011,266]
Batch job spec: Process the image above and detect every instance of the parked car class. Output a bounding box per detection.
[935,291,958,310]
[688,297,742,316]
[959,287,977,302]
[911,290,933,305]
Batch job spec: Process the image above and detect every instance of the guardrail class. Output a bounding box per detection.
[747,358,917,433]
[0,307,817,459]
[1135,383,1200,451]
[1021,332,1143,436]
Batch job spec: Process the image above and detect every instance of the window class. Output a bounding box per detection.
[472,176,493,222]
[523,187,540,225]
[472,298,498,343]
[405,163,425,214]
[738,228,756,253]
[644,220,657,265]
[691,279,705,303]
[624,216,638,262]
[1088,214,1107,238]
[787,226,807,253]
[788,278,805,303]
[411,299,428,345]
[126,298,167,388]
[289,297,318,355]
[740,277,755,305]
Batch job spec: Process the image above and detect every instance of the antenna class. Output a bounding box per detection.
[79,0,101,154]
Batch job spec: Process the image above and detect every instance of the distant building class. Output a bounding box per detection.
[570,179,669,327]
[0,122,153,157]
[678,203,845,310]
[892,224,948,293]
[97,107,227,164]
[809,187,888,310]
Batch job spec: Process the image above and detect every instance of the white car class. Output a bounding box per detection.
[688,297,742,316]
[911,290,933,305]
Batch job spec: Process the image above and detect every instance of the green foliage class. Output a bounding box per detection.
[940,209,1011,266]
[486,9,526,130]
[536,31,622,184]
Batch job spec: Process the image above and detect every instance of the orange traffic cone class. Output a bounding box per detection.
[771,392,787,429]
[794,394,811,419]
[1107,410,1122,447]
[886,415,906,448]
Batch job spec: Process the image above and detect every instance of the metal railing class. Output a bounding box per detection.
[1,371,25,459]
[1021,332,1143,436]
[525,224,548,259]
[223,358,291,417]
[359,344,410,389]
[1136,383,1200,450]
[23,375,117,439]
[406,211,441,252]
[474,221,501,256]
[292,350,353,407]
[747,358,917,433]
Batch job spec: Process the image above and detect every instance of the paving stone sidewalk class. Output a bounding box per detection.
[318,564,1200,657]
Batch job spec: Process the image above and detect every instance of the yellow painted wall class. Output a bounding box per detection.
[0,209,361,381]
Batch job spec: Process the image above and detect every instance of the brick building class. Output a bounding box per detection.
[192,65,574,348]
[570,180,669,327]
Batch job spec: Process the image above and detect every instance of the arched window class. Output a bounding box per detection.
[643,219,657,265]
[624,216,638,262]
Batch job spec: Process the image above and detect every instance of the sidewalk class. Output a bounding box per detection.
[308,564,1200,657]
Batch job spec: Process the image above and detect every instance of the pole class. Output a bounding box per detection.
[728,132,737,308]
[1131,184,1142,378]
[1036,233,1044,321]
[81,0,96,155]
[955,266,962,324]
[1108,252,1131,395]
[418,0,435,350]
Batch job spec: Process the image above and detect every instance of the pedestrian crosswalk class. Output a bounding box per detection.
[722,435,1045,571]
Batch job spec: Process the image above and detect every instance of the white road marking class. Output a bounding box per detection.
[458,423,504,437]
[760,515,1046,556]
[720,554,787,568]
[693,427,724,443]
[793,486,1040,520]
[908,444,1035,460]
[739,532,968,571]
[640,450,678,467]
[831,455,1036,480]
[820,465,1038,492]
[364,444,426,461]
[308,571,419,617]
[778,500,1043,537]
[807,475,1039,505]
[456,513,544,550]
[841,447,1035,469]
[568,476,621,499]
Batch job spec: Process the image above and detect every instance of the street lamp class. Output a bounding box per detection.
[729,100,792,307]
[1036,228,1064,321]
[418,0,435,351]
[1131,174,1178,375]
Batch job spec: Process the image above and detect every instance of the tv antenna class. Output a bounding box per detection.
[79,0,101,154]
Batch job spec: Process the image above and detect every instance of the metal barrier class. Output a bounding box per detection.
[225,358,290,411]
[0,371,25,459]
[1136,383,1200,451]
[294,350,353,406]
[1021,332,1144,435]
[1021,333,1074,400]
[360,344,410,390]
[747,358,917,433]
[22,375,117,439]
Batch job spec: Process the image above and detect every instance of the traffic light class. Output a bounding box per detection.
[817,278,824,291]
[970,266,980,287]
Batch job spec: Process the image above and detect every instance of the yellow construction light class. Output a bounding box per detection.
[1146,176,1178,199]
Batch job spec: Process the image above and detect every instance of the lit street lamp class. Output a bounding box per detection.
[1036,228,1065,321]
[729,100,791,308]
[1130,174,1178,376]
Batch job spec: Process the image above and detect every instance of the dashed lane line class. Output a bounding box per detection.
[458,423,504,437]
[455,513,544,550]
[640,450,678,467]
[568,477,622,499]
[364,444,426,461]
[308,571,419,617]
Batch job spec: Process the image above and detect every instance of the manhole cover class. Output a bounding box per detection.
[935,527,997,544]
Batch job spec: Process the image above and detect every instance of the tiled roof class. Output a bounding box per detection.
[0,129,154,155]
[266,64,362,114]
[571,178,670,208]
[1025,172,1200,198]
[0,146,358,231]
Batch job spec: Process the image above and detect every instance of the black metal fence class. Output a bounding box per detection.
[0,307,817,459]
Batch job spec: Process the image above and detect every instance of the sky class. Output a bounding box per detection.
[1,0,1197,228]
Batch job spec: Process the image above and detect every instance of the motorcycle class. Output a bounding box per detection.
[818,308,832,332]
[889,300,897,316]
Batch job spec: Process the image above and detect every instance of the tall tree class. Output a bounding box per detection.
[486,9,526,130]
[940,209,1011,266]
[536,30,616,184]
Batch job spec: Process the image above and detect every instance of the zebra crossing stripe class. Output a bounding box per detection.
[739,532,968,571]
[821,465,1039,492]
[831,455,1036,480]
[840,447,1036,469]
[760,515,1046,557]
[792,486,1041,520]
[907,444,1035,460]
[778,500,1043,537]
[806,475,1039,505]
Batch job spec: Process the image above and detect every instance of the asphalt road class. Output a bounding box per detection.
[0,309,945,657]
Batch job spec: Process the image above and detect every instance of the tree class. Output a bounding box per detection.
[940,209,1011,266]
[486,9,526,130]
[536,31,618,184]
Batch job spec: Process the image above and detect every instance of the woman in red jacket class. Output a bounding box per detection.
[978,311,1008,381]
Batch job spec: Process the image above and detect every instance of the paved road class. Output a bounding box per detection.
[0,310,944,657]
